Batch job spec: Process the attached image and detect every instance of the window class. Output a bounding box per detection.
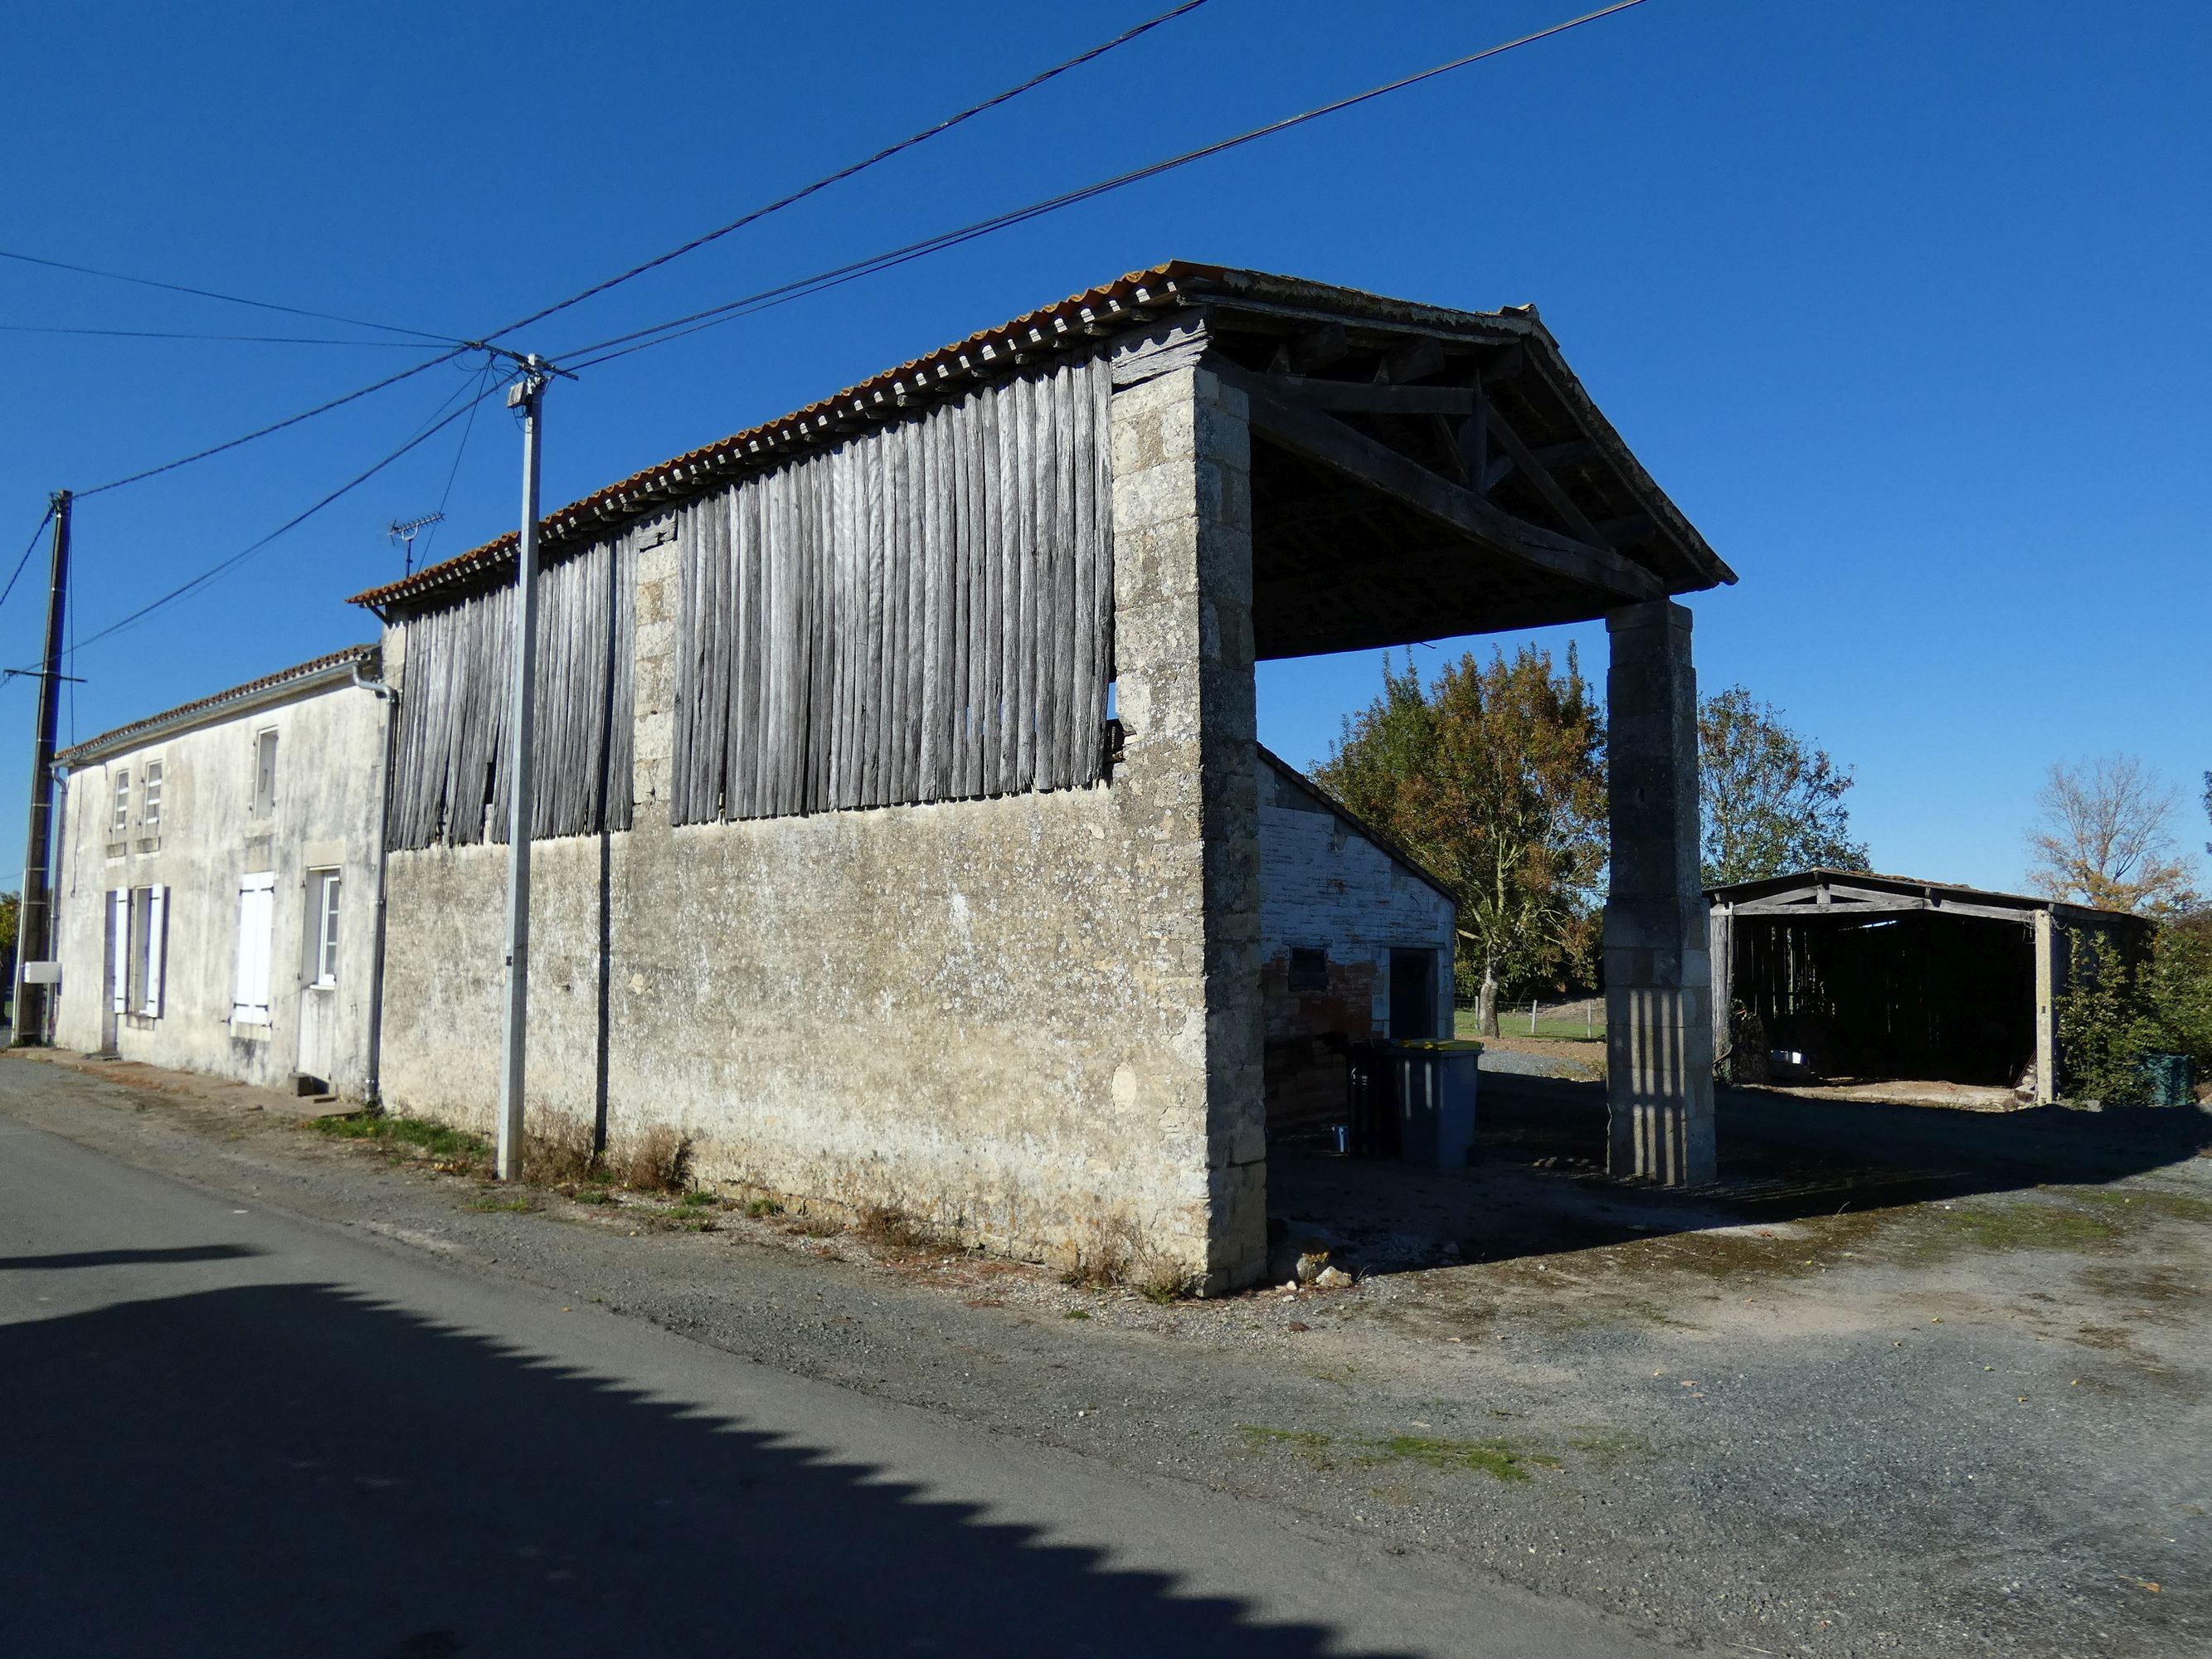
[110,771,130,836]
[109,884,168,1018]
[1287,946,1330,993]
[141,761,163,835]
[305,868,342,988]
[252,729,279,815]
[233,872,275,1024]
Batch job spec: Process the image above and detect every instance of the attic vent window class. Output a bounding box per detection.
[1288,947,1329,992]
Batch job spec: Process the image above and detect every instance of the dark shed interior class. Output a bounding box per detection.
[1731,911,2034,1087]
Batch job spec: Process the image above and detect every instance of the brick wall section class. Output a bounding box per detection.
[1253,756,1456,1133]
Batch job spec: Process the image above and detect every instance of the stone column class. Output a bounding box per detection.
[1108,363,1266,1293]
[1603,600,1717,1185]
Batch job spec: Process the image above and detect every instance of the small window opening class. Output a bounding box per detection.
[111,771,130,835]
[252,729,279,815]
[142,761,163,834]
[1288,946,1330,993]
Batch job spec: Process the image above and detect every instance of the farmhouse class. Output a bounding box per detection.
[350,263,1735,1290]
[48,645,391,1095]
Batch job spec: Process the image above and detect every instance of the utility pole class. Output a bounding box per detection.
[12,491,70,1045]
[495,362,548,1180]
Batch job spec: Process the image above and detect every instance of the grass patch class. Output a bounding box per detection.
[2058,1186,2212,1225]
[745,1197,785,1219]
[1908,1199,2120,1259]
[1364,1434,1555,1481]
[1237,1424,1553,1481]
[309,1111,489,1169]
[469,1195,535,1214]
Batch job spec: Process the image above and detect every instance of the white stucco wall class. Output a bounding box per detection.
[51,662,388,1095]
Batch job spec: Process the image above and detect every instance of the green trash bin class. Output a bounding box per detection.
[2137,1052,2195,1108]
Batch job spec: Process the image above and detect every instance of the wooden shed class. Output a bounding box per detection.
[1707,869,2149,1104]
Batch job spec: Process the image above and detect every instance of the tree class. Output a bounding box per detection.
[1317,646,1606,1037]
[2025,755,2198,916]
[1697,688,1869,886]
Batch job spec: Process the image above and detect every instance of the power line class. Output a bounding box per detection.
[0,323,433,347]
[480,0,1214,347]
[412,359,500,570]
[0,246,460,346]
[65,380,505,654]
[557,0,1651,372]
[0,506,56,616]
[76,347,475,499]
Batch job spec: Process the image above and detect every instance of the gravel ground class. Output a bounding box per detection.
[5,1052,2206,1658]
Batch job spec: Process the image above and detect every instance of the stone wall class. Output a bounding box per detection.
[378,364,1270,1290]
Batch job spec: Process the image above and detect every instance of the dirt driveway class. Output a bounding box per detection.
[5,1053,2206,1657]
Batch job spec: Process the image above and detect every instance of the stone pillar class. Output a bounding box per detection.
[1108,363,1266,1293]
[1603,600,1716,1185]
[628,514,680,821]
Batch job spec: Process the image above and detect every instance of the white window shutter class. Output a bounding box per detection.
[109,890,129,1015]
[144,884,168,1017]
[234,873,275,1019]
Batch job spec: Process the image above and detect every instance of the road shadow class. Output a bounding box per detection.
[0,1282,1390,1659]
[0,1243,264,1271]
[1271,1073,2212,1274]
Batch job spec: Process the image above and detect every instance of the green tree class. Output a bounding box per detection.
[1317,646,1606,1038]
[2026,754,2197,916]
[1698,686,1869,887]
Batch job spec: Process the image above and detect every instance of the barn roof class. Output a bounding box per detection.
[1705,867,2150,929]
[350,262,1732,654]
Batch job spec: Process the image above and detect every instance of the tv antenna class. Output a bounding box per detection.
[389,511,444,576]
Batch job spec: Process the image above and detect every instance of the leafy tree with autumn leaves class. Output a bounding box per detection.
[1318,646,1606,1038]
[2025,754,2199,917]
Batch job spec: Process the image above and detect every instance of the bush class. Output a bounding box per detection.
[2059,917,2212,1103]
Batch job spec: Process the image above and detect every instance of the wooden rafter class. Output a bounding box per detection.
[1213,359,1664,605]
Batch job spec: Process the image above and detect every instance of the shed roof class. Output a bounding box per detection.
[56,644,380,768]
[1705,867,2149,930]
[350,262,1732,650]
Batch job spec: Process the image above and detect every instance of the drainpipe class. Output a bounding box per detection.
[352,654,398,1109]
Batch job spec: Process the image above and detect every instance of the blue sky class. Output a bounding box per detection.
[3,0,2206,893]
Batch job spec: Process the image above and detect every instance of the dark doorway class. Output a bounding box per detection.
[1388,949,1437,1040]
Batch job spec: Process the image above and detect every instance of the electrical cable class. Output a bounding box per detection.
[479,0,1213,346]
[66,380,504,654]
[0,323,433,347]
[408,358,499,570]
[18,6,1208,510]
[0,505,57,617]
[554,0,1650,371]
[75,347,474,499]
[0,246,461,345]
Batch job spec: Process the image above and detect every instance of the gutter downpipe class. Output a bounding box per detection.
[352,653,397,1110]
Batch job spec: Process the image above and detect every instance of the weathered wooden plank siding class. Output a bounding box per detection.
[671,354,1114,825]
[388,533,634,849]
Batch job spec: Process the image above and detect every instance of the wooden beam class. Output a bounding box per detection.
[1479,395,1612,548]
[1270,322,1349,375]
[1378,335,1446,385]
[1262,379,1478,417]
[1216,359,1665,605]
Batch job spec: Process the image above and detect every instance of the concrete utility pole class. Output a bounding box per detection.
[12,492,70,1045]
[496,363,547,1180]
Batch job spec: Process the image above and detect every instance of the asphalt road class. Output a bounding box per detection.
[0,1113,1691,1659]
